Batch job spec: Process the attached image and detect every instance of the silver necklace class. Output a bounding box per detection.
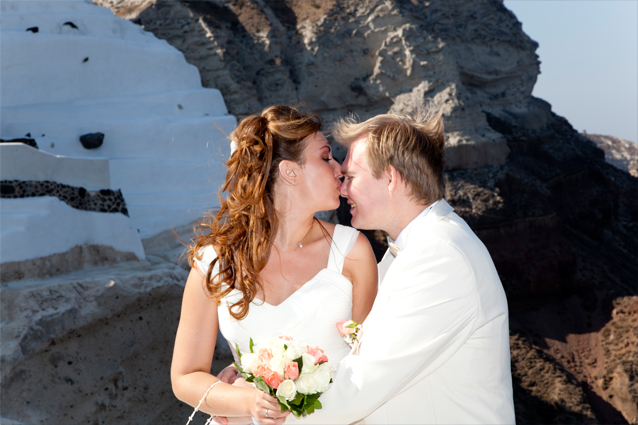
[273,220,315,249]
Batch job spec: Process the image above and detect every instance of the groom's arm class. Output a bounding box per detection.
[306,237,480,424]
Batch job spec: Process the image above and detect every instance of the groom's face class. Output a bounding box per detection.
[340,136,391,230]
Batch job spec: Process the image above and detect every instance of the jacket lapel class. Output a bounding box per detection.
[377,199,455,288]
[377,248,395,286]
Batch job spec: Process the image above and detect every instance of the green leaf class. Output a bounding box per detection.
[284,344,288,350]
[249,338,255,353]
[306,405,315,415]
[313,399,322,409]
[344,321,359,328]
[235,343,242,359]
[292,392,305,406]
[277,395,291,411]
[293,356,303,373]
[253,376,271,394]
[304,392,321,405]
[232,361,246,375]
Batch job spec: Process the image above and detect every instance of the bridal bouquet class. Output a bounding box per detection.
[234,336,334,417]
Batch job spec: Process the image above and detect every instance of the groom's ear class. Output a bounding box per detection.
[279,160,298,185]
[386,165,400,194]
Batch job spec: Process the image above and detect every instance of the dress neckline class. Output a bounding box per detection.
[229,267,333,308]
[224,224,355,308]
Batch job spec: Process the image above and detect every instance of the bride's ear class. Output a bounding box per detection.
[279,160,298,186]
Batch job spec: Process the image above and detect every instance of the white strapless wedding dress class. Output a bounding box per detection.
[195,224,359,380]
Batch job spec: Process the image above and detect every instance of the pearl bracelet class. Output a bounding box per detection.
[185,380,222,425]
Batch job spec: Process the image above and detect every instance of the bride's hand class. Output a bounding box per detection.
[250,387,290,425]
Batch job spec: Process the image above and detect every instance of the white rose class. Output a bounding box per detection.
[283,345,300,364]
[301,353,317,373]
[270,337,287,350]
[270,344,285,360]
[312,363,334,393]
[295,372,320,395]
[240,353,258,373]
[270,356,286,379]
[276,379,297,401]
[252,344,266,356]
[291,340,306,354]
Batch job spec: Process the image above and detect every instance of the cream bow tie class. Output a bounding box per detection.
[388,241,401,258]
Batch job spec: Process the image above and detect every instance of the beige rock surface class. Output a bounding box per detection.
[582,133,638,177]
[93,0,544,170]
[0,245,140,284]
[0,229,233,425]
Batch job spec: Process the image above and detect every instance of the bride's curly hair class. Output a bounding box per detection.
[188,105,322,320]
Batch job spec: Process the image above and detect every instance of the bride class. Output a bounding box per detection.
[171,105,378,424]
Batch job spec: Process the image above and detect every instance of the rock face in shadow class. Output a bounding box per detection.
[444,114,638,424]
[95,0,544,170]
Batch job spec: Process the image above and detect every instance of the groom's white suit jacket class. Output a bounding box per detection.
[308,199,515,424]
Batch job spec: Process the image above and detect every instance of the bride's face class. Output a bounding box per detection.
[297,132,342,212]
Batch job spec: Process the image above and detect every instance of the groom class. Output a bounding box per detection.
[309,112,515,424]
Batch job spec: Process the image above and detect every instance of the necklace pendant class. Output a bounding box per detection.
[298,242,303,248]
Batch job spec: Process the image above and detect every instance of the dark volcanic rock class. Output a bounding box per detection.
[0,137,38,149]
[79,132,104,149]
[444,113,638,423]
[0,180,129,216]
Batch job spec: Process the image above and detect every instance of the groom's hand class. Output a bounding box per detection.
[231,377,253,389]
[217,364,240,384]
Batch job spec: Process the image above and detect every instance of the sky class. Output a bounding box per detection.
[503,0,638,143]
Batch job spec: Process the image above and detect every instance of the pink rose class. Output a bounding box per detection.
[262,368,281,389]
[258,348,272,364]
[306,346,329,365]
[279,336,293,341]
[252,363,267,377]
[336,320,356,337]
[284,361,299,380]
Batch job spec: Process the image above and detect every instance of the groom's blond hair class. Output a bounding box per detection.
[332,111,445,204]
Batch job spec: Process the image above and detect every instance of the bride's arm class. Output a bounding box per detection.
[171,268,289,423]
[343,233,378,323]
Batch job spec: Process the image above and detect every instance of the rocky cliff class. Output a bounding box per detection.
[97,0,547,170]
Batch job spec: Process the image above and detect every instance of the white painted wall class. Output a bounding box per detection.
[1,197,145,263]
[1,143,110,190]
[0,0,236,267]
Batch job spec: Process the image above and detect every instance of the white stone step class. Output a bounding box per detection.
[1,0,153,42]
[1,114,236,160]
[1,32,202,107]
[2,89,230,123]
[0,197,144,263]
[0,143,110,190]
[108,157,227,194]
